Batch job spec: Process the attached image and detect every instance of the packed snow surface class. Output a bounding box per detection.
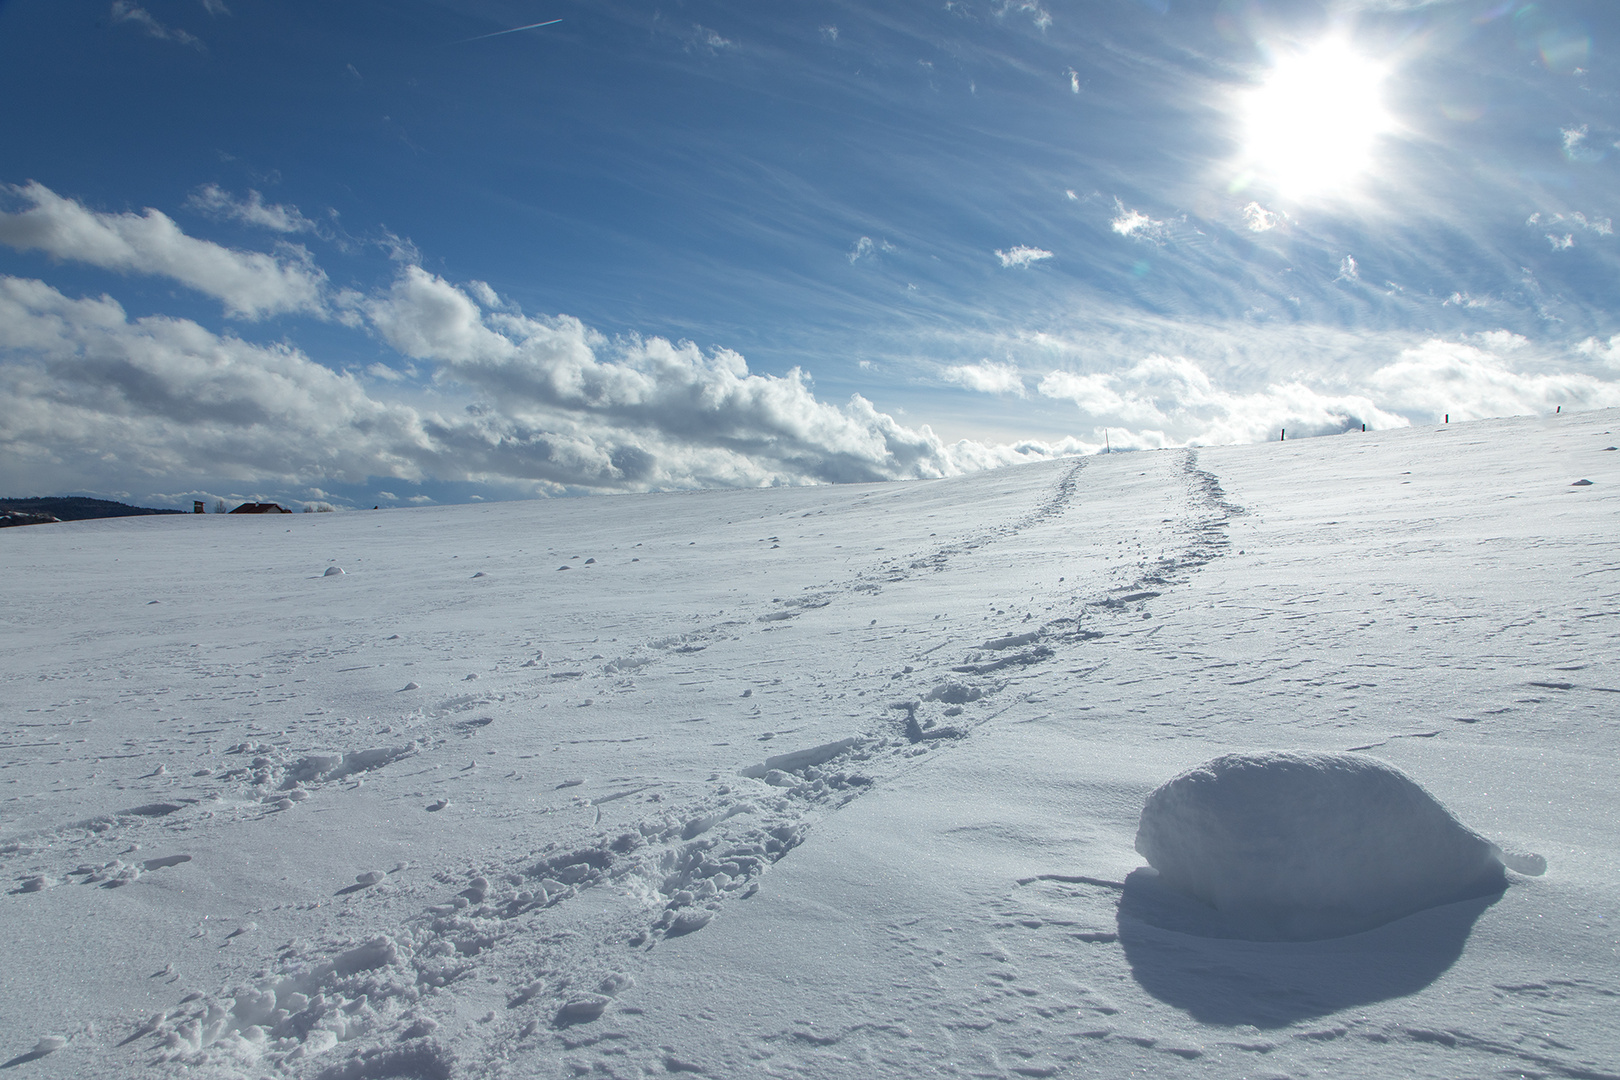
[1133,750,1541,940]
[2,409,1619,1078]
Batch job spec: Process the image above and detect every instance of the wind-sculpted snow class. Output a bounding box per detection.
[1133,751,1544,941]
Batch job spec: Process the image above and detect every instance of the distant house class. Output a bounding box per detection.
[228,502,292,514]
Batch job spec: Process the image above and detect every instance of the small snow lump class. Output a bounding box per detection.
[1134,750,1543,940]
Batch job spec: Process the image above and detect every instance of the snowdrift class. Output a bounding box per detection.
[1133,750,1545,940]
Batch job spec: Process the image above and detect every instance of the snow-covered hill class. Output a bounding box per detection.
[3,409,1617,1079]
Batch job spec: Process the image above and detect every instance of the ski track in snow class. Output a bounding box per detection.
[3,413,1619,1078]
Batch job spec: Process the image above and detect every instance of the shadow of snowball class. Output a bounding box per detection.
[1117,866,1503,1027]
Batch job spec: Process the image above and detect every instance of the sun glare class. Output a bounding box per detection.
[1241,38,1394,201]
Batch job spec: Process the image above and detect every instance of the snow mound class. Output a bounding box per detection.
[1133,750,1543,940]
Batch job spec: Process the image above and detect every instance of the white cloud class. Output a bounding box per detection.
[1110,200,1172,243]
[1529,209,1611,251]
[848,236,894,264]
[0,182,326,319]
[1337,255,1360,281]
[943,361,1025,397]
[1038,353,1399,446]
[1559,125,1610,162]
[1577,335,1620,369]
[364,266,518,363]
[1035,336,1620,446]
[200,0,230,14]
[1241,202,1284,232]
[1566,213,1611,235]
[690,24,732,50]
[109,1,204,49]
[0,276,431,492]
[186,184,316,234]
[1066,68,1080,93]
[0,267,1086,498]
[1336,1,1455,9]
[995,245,1053,269]
[365,267,1081,486]
[996,0,1052,31]
[1368,337,1620,420]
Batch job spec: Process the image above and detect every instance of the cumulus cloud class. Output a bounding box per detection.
[364,267,1077,486]
[995,245,1053,269]
[1038,356,1402,446]
[0,266,1084,499]
[14,187,1612,505]
[0,199,1082,498]
[943,361,1025,397]
[1368,337,1620,420]
[1576,335,1620,369]
[186,184,317,234]
[1036,336,1620,447]
[0,276,430,493]
[1110,199,1172,243]
[0,182,326,319]
[109,2,204,49]
[1242,202,1284,232]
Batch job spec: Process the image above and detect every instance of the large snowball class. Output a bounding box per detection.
[1134,751,1539,940]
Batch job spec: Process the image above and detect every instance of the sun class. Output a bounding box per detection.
[1239,37,1394,201]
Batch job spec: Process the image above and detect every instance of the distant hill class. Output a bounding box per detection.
[0,496,185,524]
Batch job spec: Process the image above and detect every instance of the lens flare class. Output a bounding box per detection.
[1240,38,1394,201]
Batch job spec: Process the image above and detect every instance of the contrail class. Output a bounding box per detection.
[456,18,562,44]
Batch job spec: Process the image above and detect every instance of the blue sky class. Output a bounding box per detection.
[1,0,1617,508]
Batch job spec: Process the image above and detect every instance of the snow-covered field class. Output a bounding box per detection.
[3,409,1618,1080]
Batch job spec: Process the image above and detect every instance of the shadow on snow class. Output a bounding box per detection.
[1116,866,1505,1028]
